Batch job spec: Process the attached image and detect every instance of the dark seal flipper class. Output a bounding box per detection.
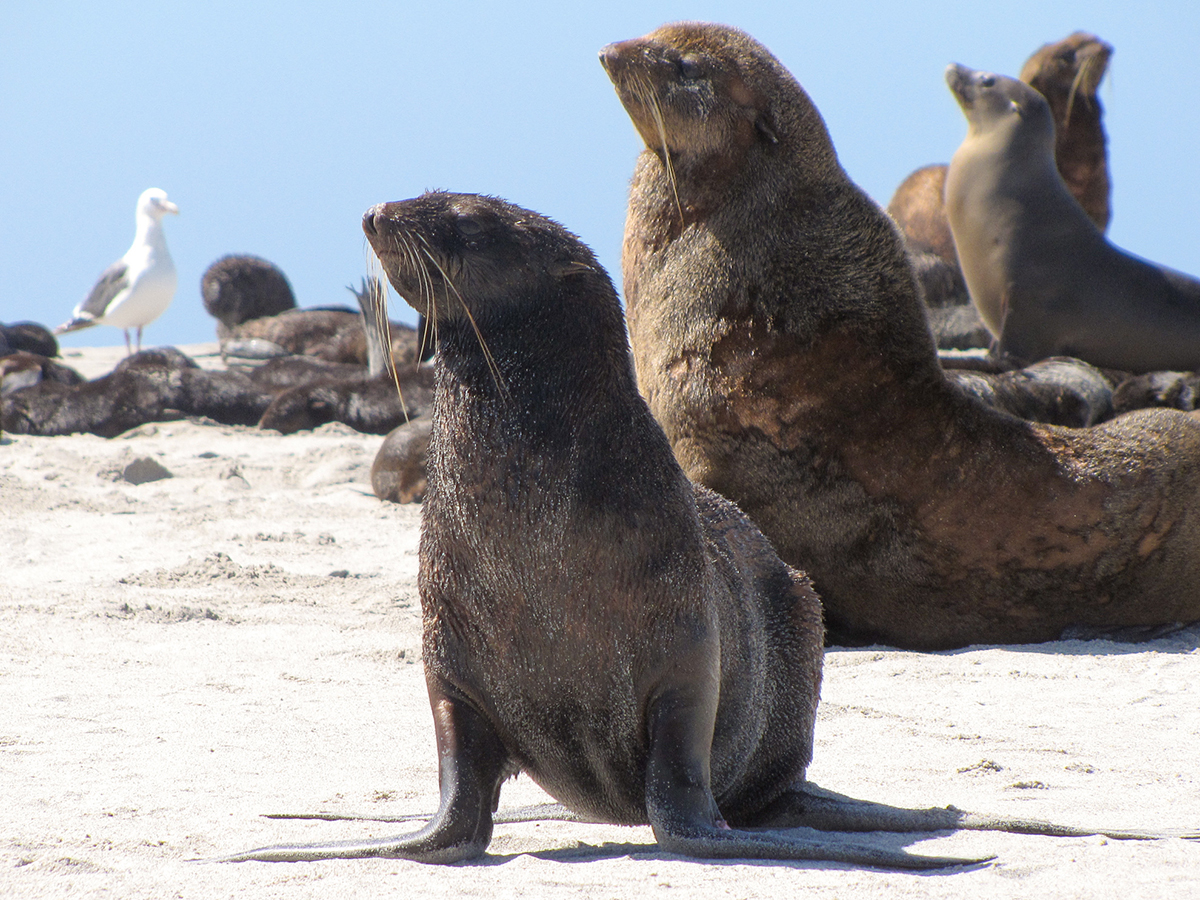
[218,683,511,864]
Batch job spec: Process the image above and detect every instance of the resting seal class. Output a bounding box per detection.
[604,22,1200,650]
[219,190,1177,867]
[945,64,1200,372]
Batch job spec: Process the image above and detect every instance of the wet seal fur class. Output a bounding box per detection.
[945,64,1200,372]
[604,22,1200,650]
[215,190,1192,868]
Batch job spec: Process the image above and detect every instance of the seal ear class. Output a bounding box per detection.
[755,114,779,145]
[552,260,595,278]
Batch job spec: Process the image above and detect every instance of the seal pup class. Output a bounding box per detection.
[945,64,1200,372]
[55,188,179,354]
[603,22,1200,649]
[947,357,1113,427]
[219,192,1187,868]
[202,255,427,367]
[1,321,59,358]
[370,417,433,503]
[1,348,276,436]
[201,254,298,335]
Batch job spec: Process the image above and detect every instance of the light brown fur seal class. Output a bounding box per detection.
[889,32,1113,320]
[217,191,1176,868]
[946,64,1200,372]
[604,22,1200,650]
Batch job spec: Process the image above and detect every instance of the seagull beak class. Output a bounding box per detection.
[163,200,180,215]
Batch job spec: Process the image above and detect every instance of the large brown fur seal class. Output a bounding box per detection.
[604,22,1200,650]
[1018,32,1113,231]
[219,191,1176,868]
[945,64,1200,372]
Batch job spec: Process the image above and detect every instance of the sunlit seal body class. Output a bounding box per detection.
[604,22,1200,650]
[945,65,1200,372]
[219,190,1181,868]
[889,32,1113,324]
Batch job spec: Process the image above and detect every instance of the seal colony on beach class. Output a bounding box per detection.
[945,64,1200,373]
[603,21,1200,650]
[217,191,1189,869]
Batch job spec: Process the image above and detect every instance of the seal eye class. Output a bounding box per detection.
[456,217,484,239]
[979,75,995,88]
[678,55,702,80]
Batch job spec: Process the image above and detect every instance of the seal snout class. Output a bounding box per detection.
[362,205,389,237]
[945,63,970,91]
[598,39,642,77]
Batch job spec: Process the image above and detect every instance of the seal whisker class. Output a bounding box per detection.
[636,74,684,224]
[412,236,508,399]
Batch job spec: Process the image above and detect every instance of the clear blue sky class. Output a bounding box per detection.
[3,1,1196,350]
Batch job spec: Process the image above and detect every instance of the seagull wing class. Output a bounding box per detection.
[78,261,131,319]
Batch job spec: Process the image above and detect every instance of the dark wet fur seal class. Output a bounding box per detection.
[202,255,297,331]
[889,33,1113,331]
[946,357,1113,427]
[946,64,1200,373]
[2,348,275,436]
[605,21,1200,650]
[1112,371,1200,417]
[256,365,434,435]
[217,189,1190,868]
[1,321,60,358]
[371,416,433,503]
[0,339,432,437]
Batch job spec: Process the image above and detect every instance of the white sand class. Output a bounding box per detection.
[1,347,1197,899]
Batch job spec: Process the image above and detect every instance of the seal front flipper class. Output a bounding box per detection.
[643,684,991,870]
[216,685,512,863]
[749,783,1199,842]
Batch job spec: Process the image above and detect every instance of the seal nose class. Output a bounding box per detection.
[599,41,632,75]
[363,206,382,236]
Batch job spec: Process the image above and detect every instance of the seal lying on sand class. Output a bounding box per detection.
[202,255,429,367]
[945,64,1200,372]
[220,191,1187,868]
[603,22,1200,650]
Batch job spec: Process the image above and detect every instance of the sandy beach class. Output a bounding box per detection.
[2,346,1197,899]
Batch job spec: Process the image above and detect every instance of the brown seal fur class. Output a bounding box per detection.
[888,32,1113,320]
[604,22,1200,650]
[946,64,1200,372]
[1019,32,1113,231]
[220,190,1180,867]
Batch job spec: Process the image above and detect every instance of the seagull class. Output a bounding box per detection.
[55,187,180,354]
